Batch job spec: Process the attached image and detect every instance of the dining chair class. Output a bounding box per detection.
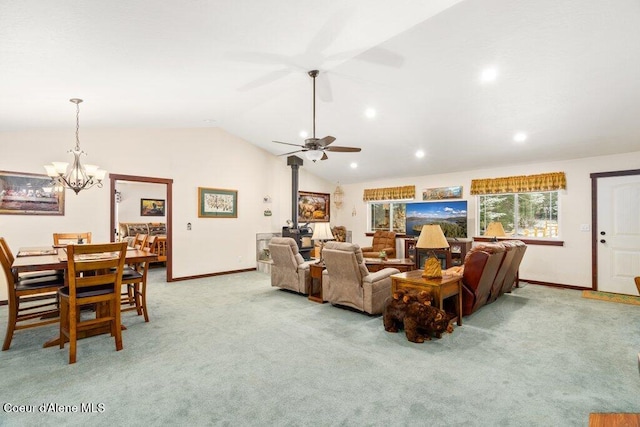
[0,237,63,282]
[120,253,151,323]
[58,242,127,364]
[132,233,148,250]
[53,232,92,246]
[0,237,65,351]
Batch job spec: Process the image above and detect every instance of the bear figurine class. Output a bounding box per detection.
[403,291,454,343]
[383,289,413,333]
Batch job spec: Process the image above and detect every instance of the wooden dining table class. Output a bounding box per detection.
[11,245,157,347]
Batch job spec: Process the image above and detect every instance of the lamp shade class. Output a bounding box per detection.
[305,150,324,161]
[484,222,506,237]
[416,224,449,249]
[311,223,335,241]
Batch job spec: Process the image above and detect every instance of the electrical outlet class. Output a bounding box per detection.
[579,224,590,232]
[187,222,192,231]
[238,256,242,263]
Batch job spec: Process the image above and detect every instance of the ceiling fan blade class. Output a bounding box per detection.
[321,152,328,161]
[239,68,292,92]
[273,140,305,148]
[325,146,362,153]
[317,73,333,102]
[278,149,305,157]
[317,136,336,147]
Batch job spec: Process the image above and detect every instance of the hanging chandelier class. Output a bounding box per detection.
[44,98,106,194]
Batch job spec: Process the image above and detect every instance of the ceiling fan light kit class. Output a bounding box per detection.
[273,70,361,162]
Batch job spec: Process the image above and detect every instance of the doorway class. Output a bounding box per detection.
[591,169,640,295]
[109,174,174,282]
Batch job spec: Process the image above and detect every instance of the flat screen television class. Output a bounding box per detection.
[405,200,468,238]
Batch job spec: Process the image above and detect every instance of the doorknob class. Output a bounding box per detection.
[600,239,606,244]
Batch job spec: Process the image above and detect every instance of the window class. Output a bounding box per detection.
[478,191,559,238]
[369,202,406,233]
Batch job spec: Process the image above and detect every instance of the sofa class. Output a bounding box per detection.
[445,240,526,316]
[118,222,166,246]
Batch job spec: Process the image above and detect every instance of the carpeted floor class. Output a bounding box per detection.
[1,269,639,426]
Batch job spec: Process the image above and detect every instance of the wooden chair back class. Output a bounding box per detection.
[132,233,148,250]
[53,232,92,246]
[59,242,127,363]
[0,237,63,351]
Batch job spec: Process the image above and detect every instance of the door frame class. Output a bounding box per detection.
[590,168,640,290]
[109,173,174,282]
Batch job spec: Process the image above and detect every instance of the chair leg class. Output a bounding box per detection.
[2,296,19,351]
[68,303,77,364]
[59,298,68,349]
[113,298,123,352]
[140,281,149,323]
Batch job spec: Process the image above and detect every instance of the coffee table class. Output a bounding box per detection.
[364,258,415,273]
[390,270,463,326]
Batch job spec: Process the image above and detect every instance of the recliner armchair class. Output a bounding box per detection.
[361,230,396,258]
[269,237,314,294]
[321,241,399,315]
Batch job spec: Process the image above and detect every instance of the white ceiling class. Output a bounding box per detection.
[2,0,640,184]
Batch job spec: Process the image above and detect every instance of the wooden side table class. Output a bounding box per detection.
[308,262,325,303]
[391,270,463,326]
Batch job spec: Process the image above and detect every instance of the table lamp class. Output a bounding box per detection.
[416,224,450,278]
[311,222,335,262]
[484,222,506,241]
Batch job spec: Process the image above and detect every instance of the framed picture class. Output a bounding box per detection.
[0,170,65,215]
[298,191,330,223]
[422,185,463,200]
[198,187,237,218]
[140,198,165,216]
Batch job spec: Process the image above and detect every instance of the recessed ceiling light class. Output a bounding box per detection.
[480,67,498,83]
[350,162,358,169]
[513,132,528,142]
[415,150,425,158]
[364,108,376,119]
[299,130,308,138]
[203,119,216,123]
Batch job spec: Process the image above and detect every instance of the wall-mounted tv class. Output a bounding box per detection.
[405,200,468,238]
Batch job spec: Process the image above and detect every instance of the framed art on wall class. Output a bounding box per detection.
[0,170,65,215]
[298,191,330,223]
[198,187,238,218]
[140,198,165,216]
[422,186,463,200]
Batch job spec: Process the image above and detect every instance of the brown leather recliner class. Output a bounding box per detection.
[361,230,396,258]
[499,240,527,295]
[459,242,506,316]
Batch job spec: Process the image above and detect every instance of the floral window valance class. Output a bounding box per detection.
[363,185,415,201]
[470,172,566,195]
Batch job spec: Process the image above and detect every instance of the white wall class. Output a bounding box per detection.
[2,125,639,295]
[333,150,640,289]
[116,181,167,226]
[0,127,332,299]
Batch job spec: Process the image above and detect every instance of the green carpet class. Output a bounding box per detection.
[582,290,640,306]
[1,270,639,426]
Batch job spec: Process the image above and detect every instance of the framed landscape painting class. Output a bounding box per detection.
[0,170,64,215]
[298,191,330,223]
[198,187,237,218]
[140,198,165,216]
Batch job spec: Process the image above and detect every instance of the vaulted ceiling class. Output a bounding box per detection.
[2,0,640,184]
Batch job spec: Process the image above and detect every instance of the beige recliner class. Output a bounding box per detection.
[269,237,313,294]
[321,241,400,315]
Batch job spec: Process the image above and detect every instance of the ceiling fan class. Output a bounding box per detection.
[273,70,362,162]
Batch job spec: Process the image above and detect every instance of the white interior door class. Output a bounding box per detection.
[597,174,640,295]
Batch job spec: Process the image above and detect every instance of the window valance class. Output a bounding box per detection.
[470,172,566,195]
[363,185,415,201]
